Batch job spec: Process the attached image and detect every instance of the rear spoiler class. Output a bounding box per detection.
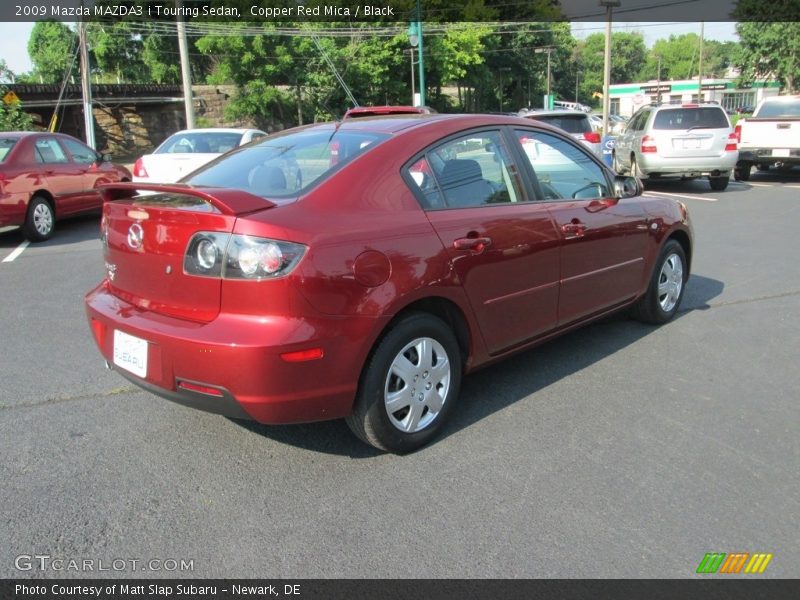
[100,183,275,216]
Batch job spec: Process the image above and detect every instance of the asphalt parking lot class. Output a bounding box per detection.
[1,171,798,579]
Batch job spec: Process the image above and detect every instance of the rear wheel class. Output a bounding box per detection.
[346,313,462,454]
[23,196,55,242]
[631,154,646,181]
[734,163,751,181]
[612,152,623,174]
[632,239,687,325]
[709,175,729,191]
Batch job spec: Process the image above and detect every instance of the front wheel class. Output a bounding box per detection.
[23,196,55,242]
[346,313,462,454]
[632,240,688,324]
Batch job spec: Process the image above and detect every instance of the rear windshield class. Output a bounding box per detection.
[755,99,800,118]
[652,107,729,130]
[0,138,18,162]
[526,114,591,134]
[184,128,389,200]
[156,131,245,154]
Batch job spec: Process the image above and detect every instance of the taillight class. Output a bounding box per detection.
[641,135,657,153]
[734,124,742,143]
[583,131,601,144]
[132,158,148,178]
[725,132,738,152]
[183,232,306,280]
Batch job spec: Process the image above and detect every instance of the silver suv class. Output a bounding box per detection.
[613,104,738,190]
[519,109,603,158]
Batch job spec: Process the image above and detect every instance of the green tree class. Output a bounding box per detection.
[576,32,647,106]
[0,93,34,133]
[89,23,149,83]
[734,21,800,92]
[28,21,78,84]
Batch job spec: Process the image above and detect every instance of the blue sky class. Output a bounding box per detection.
[0,21,738,78]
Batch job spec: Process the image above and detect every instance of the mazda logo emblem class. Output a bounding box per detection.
[127,223,144,250]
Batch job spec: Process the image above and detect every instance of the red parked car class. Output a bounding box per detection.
[85,114,692,453]
[0,132,131,241]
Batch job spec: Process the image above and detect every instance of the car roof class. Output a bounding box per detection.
[520,109,590,118]
[276,113,569,138]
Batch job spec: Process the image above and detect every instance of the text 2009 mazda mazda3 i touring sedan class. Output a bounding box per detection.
[85,114,693,453]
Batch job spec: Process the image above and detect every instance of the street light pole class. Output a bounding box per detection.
[409,48,415,103]
[78,18,95,149]
[407,1,425,107]
[599,1,621,136]
[534,47,554,109]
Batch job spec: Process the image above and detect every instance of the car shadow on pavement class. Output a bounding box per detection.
[231,273,724,458]
[0,214,101,251]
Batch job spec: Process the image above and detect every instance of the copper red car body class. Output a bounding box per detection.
[0,132,131,240]
[85,114,693,451]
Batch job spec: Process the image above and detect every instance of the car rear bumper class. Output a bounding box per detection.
[638,153,738,177]
[738,148,800,165]
[85,281,386,425]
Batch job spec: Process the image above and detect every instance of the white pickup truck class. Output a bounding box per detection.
[733,95,800,181]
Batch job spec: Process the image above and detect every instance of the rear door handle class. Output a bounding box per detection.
[453,236,492,254]
[560,222,587,237]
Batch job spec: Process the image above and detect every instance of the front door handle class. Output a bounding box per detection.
[453,236,492,254]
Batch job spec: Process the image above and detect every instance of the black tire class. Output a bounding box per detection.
[612,152,622,175]
[345,312,462,454]
[23,195,55,242]
[632,239,688,325]
[757,164,770,172]
[734,163,751,181]
[631,154,647,182]
[709,175,729,191]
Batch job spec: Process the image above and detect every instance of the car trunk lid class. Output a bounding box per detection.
[101,183,274,323]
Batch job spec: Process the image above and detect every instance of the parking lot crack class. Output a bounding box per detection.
[0,386,142,411]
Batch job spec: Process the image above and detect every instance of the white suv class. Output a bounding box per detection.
[613,104,738,190]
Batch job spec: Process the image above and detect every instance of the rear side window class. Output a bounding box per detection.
[404,130,526,209]
[755,99,800,118]
[0,138,17,162]
[185,129,388,200]
[528,115,591,134]
[34,138,69,164]
[652,107,729,130]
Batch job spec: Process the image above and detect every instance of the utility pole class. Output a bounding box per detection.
[655,54,662,104]
[407,2,425,107]
[534,47,554,109]
[78,16,95,148]
[176,0,195,129]
[698,21,704,102]
[600,1,620,136]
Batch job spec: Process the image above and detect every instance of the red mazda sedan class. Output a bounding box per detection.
[85,114,692,453]
[0,132,131,241]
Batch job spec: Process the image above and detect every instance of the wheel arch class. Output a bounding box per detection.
[667,229,692,272]
[30,189,56,217]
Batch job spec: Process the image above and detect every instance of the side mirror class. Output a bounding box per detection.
[613,175,642,199]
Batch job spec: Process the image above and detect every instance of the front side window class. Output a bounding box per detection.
[185,129,388,201]
[34,138,69,164]
[60,137,98,164]
[406,130,525,209]
[515,130,610,201]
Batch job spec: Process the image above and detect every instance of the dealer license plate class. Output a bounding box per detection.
[113,330,148,378]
